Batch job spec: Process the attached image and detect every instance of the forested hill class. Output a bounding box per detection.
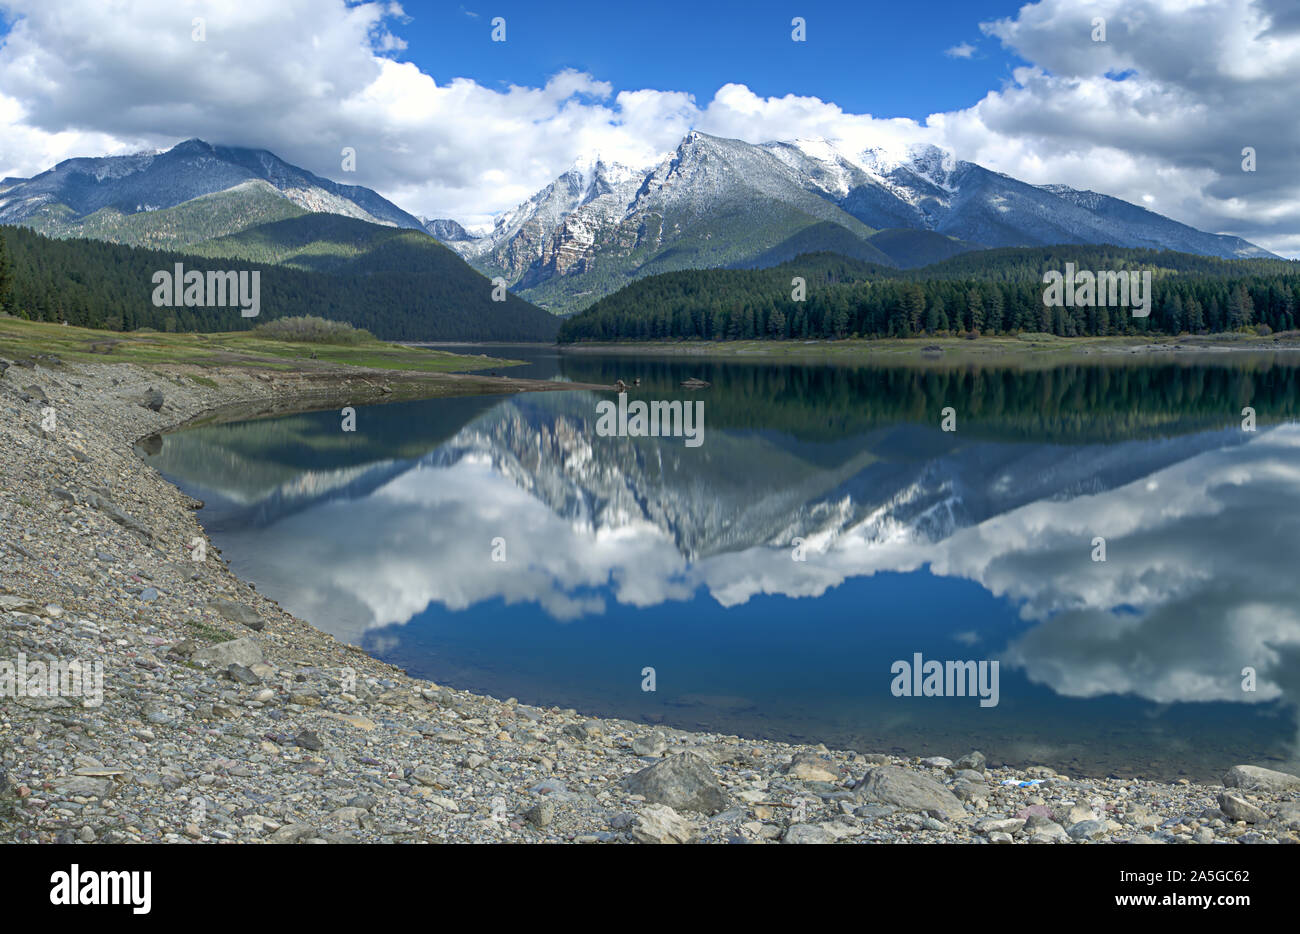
[0,223,560,342]
[557,247,1300,342]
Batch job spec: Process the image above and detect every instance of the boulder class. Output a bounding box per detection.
[1223,765,1300,794]
[192,637,264,668]
[1217,792,1267,824]
[622,751,728,814]
[632,804,697,844]
[853,766,966,821]
[786,751,840,783]
[782,823,834,844]
[208,598,265,631]
[631,732,668,757]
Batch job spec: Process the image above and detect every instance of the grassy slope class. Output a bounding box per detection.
[21,181,308,251]
[185,211,418,270]
[0,316,521,374]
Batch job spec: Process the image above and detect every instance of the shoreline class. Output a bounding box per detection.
[3,356,1299,844]
[556,334,1300,366]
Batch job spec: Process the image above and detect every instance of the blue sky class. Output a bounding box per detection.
[0,0,1297,254]
[406,1,1028,121]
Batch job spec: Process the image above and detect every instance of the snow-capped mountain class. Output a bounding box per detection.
[453,154,647,287]
[771,137,1271,257]
[0,138,426,240]
[422,217,479,243]
[447,131,1276,313]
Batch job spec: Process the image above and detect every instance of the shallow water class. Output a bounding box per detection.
[143,346,1300,781]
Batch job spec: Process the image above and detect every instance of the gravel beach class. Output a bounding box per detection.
[3,355,1299,845]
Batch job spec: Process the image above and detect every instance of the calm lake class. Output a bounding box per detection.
[141,345,1300,781]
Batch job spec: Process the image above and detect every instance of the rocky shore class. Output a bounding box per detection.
[2,355,1299,844]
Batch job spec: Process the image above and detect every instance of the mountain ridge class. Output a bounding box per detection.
[0,138,426,247]
[443,131,1278,315]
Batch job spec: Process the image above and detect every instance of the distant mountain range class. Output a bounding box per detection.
[0,134,1281,327]
[431,132,1278,314]
[0,138,425,245]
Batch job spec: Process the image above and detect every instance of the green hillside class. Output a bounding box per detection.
[17,180,308,251]
[187,211,425,271]
[0,223,560,342]
[742,221,897,269]
[867,228,982,267]
[557,246,1300,342]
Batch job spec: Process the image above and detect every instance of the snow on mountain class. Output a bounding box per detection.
[0,138,426,233]
[450,154,647,285]
[422,217,478,243]
[457,131,1277,312]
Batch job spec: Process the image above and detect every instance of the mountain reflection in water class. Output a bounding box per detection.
[143,350,1300,780]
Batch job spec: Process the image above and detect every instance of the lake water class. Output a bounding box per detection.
[141,345,1300,781]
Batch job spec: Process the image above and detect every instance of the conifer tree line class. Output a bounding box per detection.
[0,224,560,341]
[558,248,1300,342]
[0,232,13,313]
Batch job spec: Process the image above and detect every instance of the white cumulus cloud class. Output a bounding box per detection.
[0,0,1295,253]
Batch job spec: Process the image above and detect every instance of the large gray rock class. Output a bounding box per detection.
[632,804,697,843]
[631,732,668,757]
[1223,765,1300,794]
[82,492,152,539]
[853,766,966,821]
[524,800,555,828]
[976,817,1025,835]
[192,637,264,668]
[783,823,834,844]
[51,776,113,798]
[0,594,41,613]
[1217,793,1267,824]
[208,599,265,631]
[1067,819,1109,841]
[786,751,840,783]
[622,751,728,814]
[1274,802,1300,830]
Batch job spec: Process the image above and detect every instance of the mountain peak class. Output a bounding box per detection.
[423,217,478,243]
[0,139,427,241]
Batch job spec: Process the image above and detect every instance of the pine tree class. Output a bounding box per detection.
[986,288,1004,334]
[0,232,13,313]
[1167,293,1184,334]
[903,284,926,335]
[925,295,944,333]
[966,289,985,332]
[1229,283,1254,329]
